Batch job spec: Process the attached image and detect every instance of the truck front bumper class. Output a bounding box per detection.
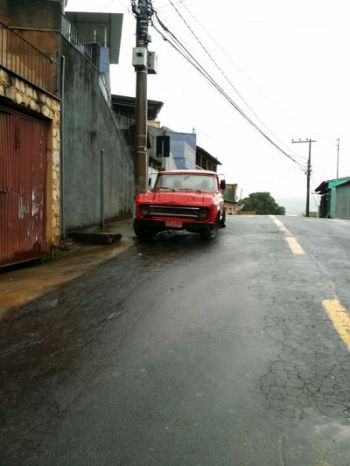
[134,218,215,234]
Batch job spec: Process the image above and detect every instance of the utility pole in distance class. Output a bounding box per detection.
[132,0,153,194]
[336,137,340,179]
[292,138,317,217]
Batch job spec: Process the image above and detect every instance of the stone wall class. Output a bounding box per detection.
[0,67,61,245]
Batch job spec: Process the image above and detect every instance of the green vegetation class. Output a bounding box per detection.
[41,241,71,264]
[239,192,286,215]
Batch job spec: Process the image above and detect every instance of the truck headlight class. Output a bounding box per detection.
[198,208,209,219]
[141,205,150,216]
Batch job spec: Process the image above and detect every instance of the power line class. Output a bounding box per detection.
[166,0,303,163]
[99,0,130,11]
[152,13,306,171]
[155,0,197,10]
[175,0,314,150]
[100,0,117,11]
[196,131,306,175]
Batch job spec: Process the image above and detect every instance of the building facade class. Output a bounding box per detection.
[316,177,350,219]
[0,0,134,266]
[0,15,61,266]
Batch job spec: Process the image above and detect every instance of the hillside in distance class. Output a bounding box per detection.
[275,196,319,216]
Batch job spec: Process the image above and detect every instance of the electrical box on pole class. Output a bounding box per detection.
[132,47,148,68]
[147,51,158,74]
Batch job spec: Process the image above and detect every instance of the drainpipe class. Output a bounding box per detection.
[60,55,66,240]
[100,148,105,230]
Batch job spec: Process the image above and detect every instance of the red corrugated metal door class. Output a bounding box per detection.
[0,106,48,267]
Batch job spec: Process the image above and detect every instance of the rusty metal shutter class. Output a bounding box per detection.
[0,106,48,267]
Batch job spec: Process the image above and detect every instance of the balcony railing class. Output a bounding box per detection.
[0,20,56,95]
[61,15,93,62]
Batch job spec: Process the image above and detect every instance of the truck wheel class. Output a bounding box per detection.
[200,222,218,240]
[219,209,226,228]
[136,230,155,242]
[134,221,155,242]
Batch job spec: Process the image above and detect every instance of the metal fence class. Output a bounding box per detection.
[0,20,55,94]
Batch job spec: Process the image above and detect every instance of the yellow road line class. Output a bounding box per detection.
[270,215,305,255]
[322,299,350,352]
[271,216,293,236]
[285,237,305,255]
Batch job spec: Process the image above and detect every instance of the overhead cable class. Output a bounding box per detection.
[152,13,306,171]
[166,0,302,162]
[176,0,312,148]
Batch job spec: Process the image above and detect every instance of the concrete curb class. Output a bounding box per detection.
[0,220,135,321]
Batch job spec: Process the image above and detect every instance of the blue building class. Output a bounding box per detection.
[164,130,197,170]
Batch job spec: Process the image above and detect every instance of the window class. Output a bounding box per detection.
[154,174,216,192]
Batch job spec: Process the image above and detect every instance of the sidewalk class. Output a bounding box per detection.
[0,218,135,321]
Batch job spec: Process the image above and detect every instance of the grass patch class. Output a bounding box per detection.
[41,241,72,264]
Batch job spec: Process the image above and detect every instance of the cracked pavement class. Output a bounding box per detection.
[1,216,350,465]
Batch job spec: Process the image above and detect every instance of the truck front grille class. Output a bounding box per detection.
[149,205,200,219]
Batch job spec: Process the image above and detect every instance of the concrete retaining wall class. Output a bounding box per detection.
[61,39,134,230]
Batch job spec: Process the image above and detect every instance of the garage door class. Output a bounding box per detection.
[0,106,48,267]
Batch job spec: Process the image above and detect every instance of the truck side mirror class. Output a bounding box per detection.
[220,180,226,190]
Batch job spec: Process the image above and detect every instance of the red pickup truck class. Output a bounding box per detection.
[134,170,226,241]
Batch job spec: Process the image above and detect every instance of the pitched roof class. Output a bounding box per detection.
[196,145,222,165]
[315,176,350,193]
[111,95,163,120]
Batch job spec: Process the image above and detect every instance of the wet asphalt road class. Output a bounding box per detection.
[1,216,350,466]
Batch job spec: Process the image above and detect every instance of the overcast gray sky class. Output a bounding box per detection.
[66,0,350,211]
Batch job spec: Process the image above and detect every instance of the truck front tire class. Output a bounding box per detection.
[200,222,218,240]
[219,209,226,228]
[134,221,156,242]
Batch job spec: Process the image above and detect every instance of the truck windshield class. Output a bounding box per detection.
[154,174,216,192]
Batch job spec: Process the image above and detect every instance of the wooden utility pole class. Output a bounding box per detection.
[132,0,153,194]
[292,138,317,217]
[336,137,340,179]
